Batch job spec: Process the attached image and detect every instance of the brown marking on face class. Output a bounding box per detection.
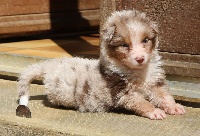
[109,46,128,62]
[140,30,157,53]
[142,38,155,53]
[106,31,130,65]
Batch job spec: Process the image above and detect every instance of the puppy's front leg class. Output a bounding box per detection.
[118,93,166,120]
[151,85,186,115]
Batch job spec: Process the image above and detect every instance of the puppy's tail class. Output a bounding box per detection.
[17,62,44,106]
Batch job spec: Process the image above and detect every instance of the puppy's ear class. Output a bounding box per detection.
[151,22,158,34]
[101,23,117,43]
[151,22,159,48]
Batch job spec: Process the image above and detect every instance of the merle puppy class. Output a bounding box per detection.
[17,10,185,120]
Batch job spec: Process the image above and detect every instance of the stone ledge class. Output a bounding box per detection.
[0,79,200,136]
[160,52,200,78]
[0,52,45,77]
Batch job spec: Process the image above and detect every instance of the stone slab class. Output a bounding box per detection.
[0,79,200,136]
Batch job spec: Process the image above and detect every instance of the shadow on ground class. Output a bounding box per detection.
[16,94,200,116]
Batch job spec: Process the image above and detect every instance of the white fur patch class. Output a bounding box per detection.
[19,95,29,106]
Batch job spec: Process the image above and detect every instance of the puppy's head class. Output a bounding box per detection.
[101,10,158,69]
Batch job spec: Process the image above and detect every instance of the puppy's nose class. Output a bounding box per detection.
[135,57,144,64]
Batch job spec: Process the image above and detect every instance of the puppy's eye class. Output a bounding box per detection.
[121,43,129,47]
[142,38,150,44]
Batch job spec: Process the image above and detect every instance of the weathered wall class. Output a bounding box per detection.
[100,0,200,77]
[100,0,200,55]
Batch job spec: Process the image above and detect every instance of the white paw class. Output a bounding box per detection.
[164,103,186,115]
[144,108,166,120]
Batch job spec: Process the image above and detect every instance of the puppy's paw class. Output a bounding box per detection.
[144,108,166,120]
[164,103,185,115]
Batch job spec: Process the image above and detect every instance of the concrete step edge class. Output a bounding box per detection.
[0,52,46,77]
[0,52,46,67]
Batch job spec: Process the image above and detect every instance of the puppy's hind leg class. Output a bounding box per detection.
[118,93,166,120]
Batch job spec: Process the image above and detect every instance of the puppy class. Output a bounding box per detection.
[16,10,185,120]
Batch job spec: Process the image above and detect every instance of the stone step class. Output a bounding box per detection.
[166,75,200,102]
[0,79,200,136]
[0,52,46,77]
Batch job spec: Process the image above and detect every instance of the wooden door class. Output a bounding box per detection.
[0,0,100,37]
